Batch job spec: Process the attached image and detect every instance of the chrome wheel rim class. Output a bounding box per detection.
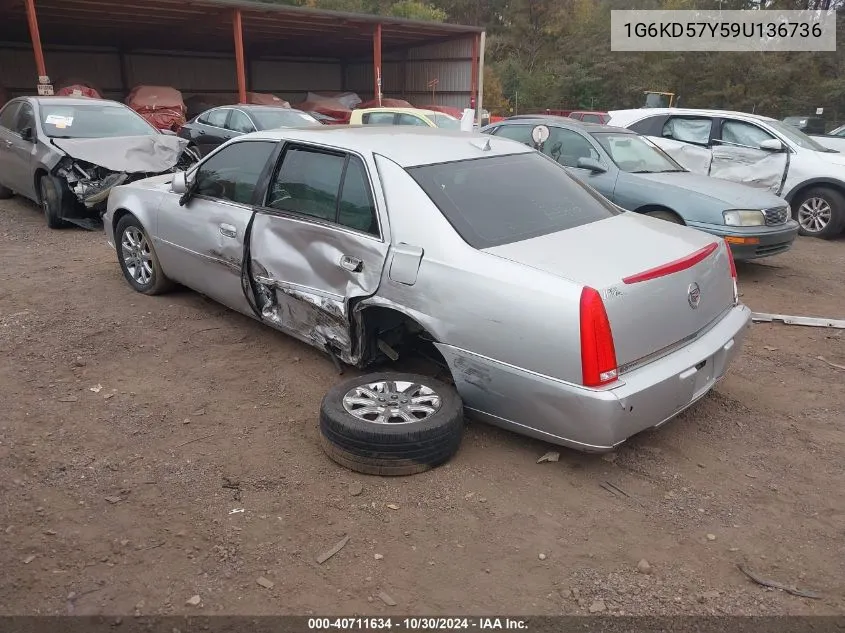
[121,227,154,286]
[797,197,832,233]
[342,380,441,424]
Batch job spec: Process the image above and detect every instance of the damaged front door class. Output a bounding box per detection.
[248,144,389,363]
[155,139,276,313]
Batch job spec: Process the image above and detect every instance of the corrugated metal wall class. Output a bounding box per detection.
[345,37,474,109]
[1,35,475,109]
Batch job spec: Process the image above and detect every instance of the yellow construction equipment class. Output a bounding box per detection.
[644,91,676,108]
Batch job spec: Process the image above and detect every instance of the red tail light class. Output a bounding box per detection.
[725,241,737,279]
[580,287,618,387]
[725,241,739,304]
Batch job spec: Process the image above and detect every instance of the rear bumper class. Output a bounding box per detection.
[436,303,752,452]
[687,221,799,260]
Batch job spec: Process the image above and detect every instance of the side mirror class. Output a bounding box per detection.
[759,139,784,152]
[20,127,34,142]
[577,157,608,173]
[171,171,188,194]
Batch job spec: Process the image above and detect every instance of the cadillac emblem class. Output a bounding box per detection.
[688,282,701,309]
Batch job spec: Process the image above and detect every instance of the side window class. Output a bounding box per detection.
[267,148,379,236]
[15,103,35,133]
[628,115,664,136]
[194,140,275,204]
[362,112,396,125]
[545,128,600,167]
[267,147,345,222]
[228,110,254,133]
[0,102,21,131]
[397,113,429,127]
[581,114,601,124]
[203,108,229,128]
[662,117,712,145]
[720,120,775,148]
[338,157,378,235]
[491,125,533,146]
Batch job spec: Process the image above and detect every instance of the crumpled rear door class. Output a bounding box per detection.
[246,146,389,364]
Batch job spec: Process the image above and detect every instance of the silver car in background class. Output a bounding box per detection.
[103,127,751,452]
[0,96,196,229]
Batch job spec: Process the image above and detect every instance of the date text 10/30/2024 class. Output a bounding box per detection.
[307,618,529,630]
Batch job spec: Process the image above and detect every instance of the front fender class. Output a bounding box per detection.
[104,185,168,246]
[782,177,845,202]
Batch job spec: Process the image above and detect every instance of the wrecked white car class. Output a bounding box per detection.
[0,96,198,229]
[608,108,845,239]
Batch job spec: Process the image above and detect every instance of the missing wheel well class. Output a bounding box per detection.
[358,306,452,383]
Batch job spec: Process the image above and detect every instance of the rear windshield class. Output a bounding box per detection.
[252,109,321,130]
[426,114,460,129]
[407,152,620,249]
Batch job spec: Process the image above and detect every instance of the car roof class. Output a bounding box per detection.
[608,107,778,126]
[209,105,310,114]
[355,107,444,116]
[26,96,127,107]
[494,115,634,135]
[240,126,532,167]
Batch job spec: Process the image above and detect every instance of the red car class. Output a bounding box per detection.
[568,110,611,124]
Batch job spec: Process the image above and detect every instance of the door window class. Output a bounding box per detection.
[15,103,35,134]
[228,110,255,134]
[545,128,600,167]
[720,120,775,148]
[662,117,712,145]
[362,112,396,125]
[267,147,379,236]
[193,140,276,204]
[491,124,533,146]
[202,108,230,128]
[0,102,21,131]
[338,157,378,235]
[397,113,429,126]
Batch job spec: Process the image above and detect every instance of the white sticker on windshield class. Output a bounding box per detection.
[45,114,74,128]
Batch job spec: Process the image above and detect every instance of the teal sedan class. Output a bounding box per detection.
[482,117,799,261]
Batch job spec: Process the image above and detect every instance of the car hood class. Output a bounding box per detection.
[51,135,188,173]
[634,171,786,208]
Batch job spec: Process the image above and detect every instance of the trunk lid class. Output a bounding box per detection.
[484,213,735,370]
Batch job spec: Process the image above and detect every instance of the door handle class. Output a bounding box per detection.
[339,255,362,272]
[2,140,11,147]
[219,223,237,238]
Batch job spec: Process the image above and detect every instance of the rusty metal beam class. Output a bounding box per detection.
[373,22,382,105]
[232,8,247,104]
[23,0,47,79]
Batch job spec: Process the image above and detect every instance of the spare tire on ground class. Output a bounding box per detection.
[319,372,464,476]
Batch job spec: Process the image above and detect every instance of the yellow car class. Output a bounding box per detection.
[350,107,460,129]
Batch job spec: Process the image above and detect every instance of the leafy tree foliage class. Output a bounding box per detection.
[263,0,845,121]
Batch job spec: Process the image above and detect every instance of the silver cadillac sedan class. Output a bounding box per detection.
[103,126,751,454]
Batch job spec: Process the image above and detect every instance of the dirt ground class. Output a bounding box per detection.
[0,195,843,617]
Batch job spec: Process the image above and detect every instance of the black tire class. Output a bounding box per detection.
[115,214,174,295]
[319,372,464,476]
[39,175,70,229]
[0,183,12,199]
[792,187,845,239]
[644,208,684,224]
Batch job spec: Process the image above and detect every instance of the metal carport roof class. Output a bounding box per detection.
[0,0,483,58]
